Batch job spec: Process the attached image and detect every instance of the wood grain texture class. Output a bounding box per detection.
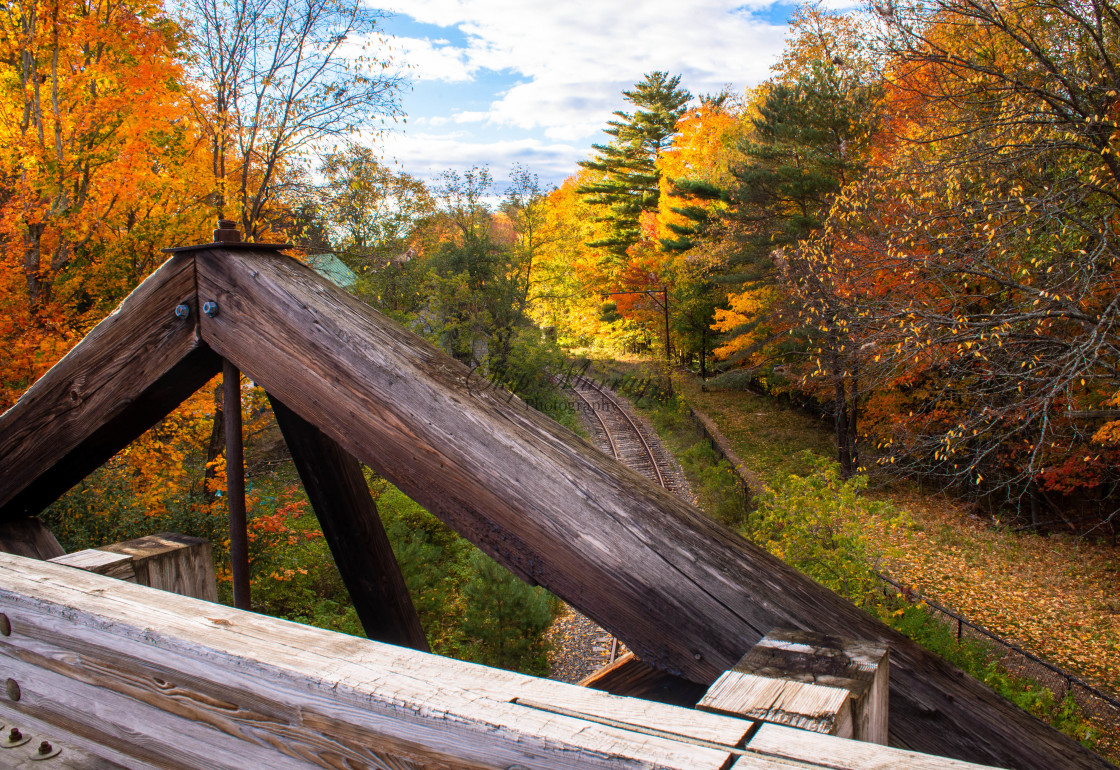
[0,554,760,770]
[0,706,133,769]
[0,254,222,519]
[270,395,429,650]
[0,517,65,559]
[702,672,852,735]
[743,724,999,770]
[194,247,1109,769]
[701,629,889,744]
[580,653,708,707]
[48,549,136,581]
[98,533,218,601]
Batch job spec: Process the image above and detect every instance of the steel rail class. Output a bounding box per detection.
[571,374,666,488]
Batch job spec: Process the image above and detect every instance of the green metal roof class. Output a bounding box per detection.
[304,253,357,288]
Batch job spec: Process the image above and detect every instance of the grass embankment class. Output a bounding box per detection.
[589,355,1118,757]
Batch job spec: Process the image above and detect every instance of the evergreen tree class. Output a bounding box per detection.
[668,60,875,289]
[578,72,692,259]
[458,550,553,674]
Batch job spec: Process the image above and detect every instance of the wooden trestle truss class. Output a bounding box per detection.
[0,242,1109,769]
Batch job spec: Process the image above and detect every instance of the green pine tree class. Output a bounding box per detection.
[458,550,554,674]
[578,71,692,260]
[667,61,875,290]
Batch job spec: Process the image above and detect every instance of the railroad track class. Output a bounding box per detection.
[548,374,688,674]
[567,374,683,496]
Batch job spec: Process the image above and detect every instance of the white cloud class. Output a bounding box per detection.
[383,0,789,127]
[452,110,490,124]
[392,35,477,82]
[368,0,796,182]
[377,130,586,189]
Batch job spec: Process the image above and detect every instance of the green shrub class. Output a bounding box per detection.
[746,451,888,605]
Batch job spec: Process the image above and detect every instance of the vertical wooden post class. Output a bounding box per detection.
[223,359,251,610]
[698,629,889,745]
[269,395,429,650]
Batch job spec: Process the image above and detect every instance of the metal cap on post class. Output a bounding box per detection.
[213,219,242,243]
[160,219,290,254]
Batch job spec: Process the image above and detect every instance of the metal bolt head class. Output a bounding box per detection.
[5,680,19,702]
[0,613,9,636]
[202,301,219,318]
[174,303,190,320]
[8,729,20,742]
[37,740,50,756]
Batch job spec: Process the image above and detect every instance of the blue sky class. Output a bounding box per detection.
[366,0,809,193]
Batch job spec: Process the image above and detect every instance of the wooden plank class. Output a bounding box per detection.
[48,550,136,581]
[703,673,852,735]
[0,554,753,770]
[700,629,889,744]
[0,254,222,519]
[194,247,1110,769]
[98,533,218,601]
[741,724,1001,769]
[0,708,133,769]
[269,395,429,651]
[580,653,708,707]
[0,516,65,559]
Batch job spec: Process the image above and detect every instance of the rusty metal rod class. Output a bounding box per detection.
[223,359,251,610]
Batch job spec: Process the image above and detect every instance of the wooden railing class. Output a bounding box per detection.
[0,553,998,769]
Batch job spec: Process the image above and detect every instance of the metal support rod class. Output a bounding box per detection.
[223,359,251,610]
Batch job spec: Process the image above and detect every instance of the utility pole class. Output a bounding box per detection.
[605,287,671,362]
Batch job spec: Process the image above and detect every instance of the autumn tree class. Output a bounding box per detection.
[842,0,1120,508]
[0,0,213,408]
[578,72,691,260]
[184,0,406,240]
[319,145,433,264]
[501,164,553,308]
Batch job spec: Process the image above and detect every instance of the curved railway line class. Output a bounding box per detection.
[567,374,682,494]
[557,374,690,670]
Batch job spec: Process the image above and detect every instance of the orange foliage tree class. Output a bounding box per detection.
[0,0,212,407]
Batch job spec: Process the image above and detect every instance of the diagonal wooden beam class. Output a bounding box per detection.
[0,254,222,520]
[269,394,429,651]
[195,246,1109,769]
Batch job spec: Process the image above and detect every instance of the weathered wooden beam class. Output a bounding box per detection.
[269,396,429,651]
[96,533,218,602]
[0,555,999,770]
[0,254,222,520]
[48,549,136,581]
[580,653,707,708]
[48,533,218,602]
[193,246,1108,768]
[0,554,750,769]
[699,630,889,745]
[0,517,65,560]
[739,724,996,770]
